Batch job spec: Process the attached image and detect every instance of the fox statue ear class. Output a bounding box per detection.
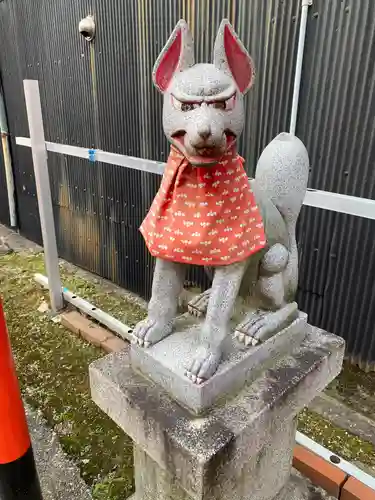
[213,19,255,95]
[152,20,195,93]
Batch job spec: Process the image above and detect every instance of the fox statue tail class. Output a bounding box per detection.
[254,132,310,299]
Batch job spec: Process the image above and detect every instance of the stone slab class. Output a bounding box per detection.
[276,470,337,500]
[131,311,308,413]
[90,325,344,499]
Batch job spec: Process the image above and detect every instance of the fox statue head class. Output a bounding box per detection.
[153,19,255,166]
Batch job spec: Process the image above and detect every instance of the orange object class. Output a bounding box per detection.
[0,300,30,464]
[293,445,347,497]
[341,477,375,500]
[141,146,266,265]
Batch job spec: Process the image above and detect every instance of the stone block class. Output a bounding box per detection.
[129,470,337,500]
[101,336,128,354]
[80,322,111,347]
[90,325,344,500]
[341,477,375,500]
[61,311,88,335]
[131,311,307,413]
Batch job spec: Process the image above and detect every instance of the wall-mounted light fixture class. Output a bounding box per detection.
[79,15,95,42]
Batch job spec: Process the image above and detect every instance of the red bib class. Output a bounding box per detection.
[140,147,266,266]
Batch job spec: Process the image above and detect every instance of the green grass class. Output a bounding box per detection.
[0,251,139,499]
[298,409,375,472]
[1,250,375,498]
[326,361,375,422]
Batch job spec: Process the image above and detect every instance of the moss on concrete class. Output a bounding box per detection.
[325,361,375,421]
[298,409,375,474]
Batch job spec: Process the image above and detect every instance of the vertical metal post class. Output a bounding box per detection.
[23,80,64,312]
[289,0,312,135]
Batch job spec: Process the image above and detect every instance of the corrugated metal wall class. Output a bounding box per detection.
[0,0,300,298]
[0,0,374,366]
[295,0,375,370]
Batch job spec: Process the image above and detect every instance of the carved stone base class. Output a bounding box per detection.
[131,311,307,414]
[90,326,344,500]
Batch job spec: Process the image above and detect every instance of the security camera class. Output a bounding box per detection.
[79,15,95,41]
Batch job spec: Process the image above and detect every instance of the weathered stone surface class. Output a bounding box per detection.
[131,311,307,413]
[132,420,295,500]
[129,469,337,500]
[90,325,344,500]
[276,470,337,500]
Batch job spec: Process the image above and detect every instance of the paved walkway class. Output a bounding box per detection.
[26,404,92,500]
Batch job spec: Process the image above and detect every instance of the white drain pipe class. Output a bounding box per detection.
[0,82,17,228]
[289,0,312,135]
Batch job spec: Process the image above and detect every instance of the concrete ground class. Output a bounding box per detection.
[26,404,92,500]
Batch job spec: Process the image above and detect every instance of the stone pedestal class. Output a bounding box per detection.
[90,324,344,500]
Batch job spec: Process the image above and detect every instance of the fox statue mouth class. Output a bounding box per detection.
[171,131,237,166]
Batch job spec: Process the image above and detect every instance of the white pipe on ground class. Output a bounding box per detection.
[34,273,133,342]
[289,0,312,135]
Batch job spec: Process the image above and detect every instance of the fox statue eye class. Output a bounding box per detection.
[211,95,236,111]
[212,101,226,110]
[181,102,197,112]
[171,96,200,111]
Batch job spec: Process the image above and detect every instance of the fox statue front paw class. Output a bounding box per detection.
[184,343,222,384]
[132,317,173,348]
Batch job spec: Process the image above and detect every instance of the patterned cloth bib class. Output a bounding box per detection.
[140,146,266,266]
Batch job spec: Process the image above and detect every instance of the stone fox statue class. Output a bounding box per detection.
[132,19,309,384]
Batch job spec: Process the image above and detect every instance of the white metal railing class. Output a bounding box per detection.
[16,136,375,221]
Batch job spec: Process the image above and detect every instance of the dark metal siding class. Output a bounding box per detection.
[0,0,374,367]
[0,0,300,299]
[295,0,375,370]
